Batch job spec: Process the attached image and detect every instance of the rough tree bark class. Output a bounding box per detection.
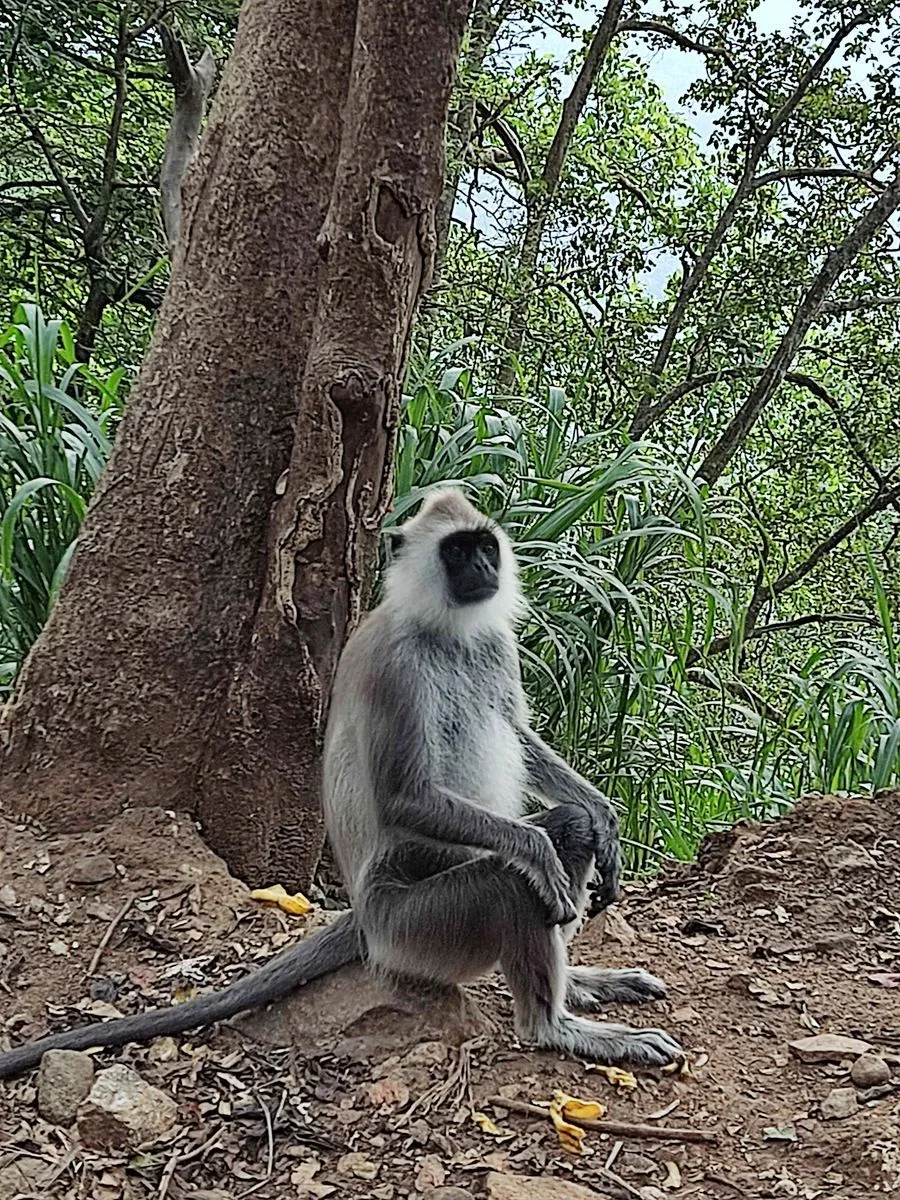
[198,0,473,882]
[1,0,457,884]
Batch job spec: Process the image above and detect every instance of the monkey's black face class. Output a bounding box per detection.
[439,529,501,605]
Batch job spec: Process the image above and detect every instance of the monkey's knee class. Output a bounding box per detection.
[533,804,595,882]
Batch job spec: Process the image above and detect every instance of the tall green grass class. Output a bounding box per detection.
[1,314,896,869]
[390,352,900,869]
[0,303,124,691]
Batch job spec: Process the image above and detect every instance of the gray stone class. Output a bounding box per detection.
[36,1049,95,1126]
[850,1053,891,1088]
[820,1087,858,1120]
[422,1190,475,1200]
[487,1174,614,1200]
[77,1063,178,1150]
[68,854,117,885]
[788,1033,872,1063]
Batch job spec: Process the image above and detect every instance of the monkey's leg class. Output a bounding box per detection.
[528,807,668,1012]
[504,805,680,1067]
[565,966,668,1010]
[360,813,681,1068]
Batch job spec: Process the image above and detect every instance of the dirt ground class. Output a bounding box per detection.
[0,792,898,1200]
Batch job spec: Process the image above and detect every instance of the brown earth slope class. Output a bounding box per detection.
[0,792,898,1199]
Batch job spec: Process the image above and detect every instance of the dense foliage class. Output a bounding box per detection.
[2,0,898,865]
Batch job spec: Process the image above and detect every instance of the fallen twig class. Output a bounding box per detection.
[87,894,135,977]
[487,1095,718,1144]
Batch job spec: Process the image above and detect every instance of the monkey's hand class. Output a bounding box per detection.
[518,827,578,927]
[585,806,621,912]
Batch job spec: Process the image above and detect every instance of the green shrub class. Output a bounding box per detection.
[0,303,124,693]
[390,352,900,869]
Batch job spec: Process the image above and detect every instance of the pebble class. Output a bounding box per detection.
[77,1064,178,1151]
[850,1053,891,1088]
[820,1086,858,1120]
[68,854,117,885]
[487,1172,615,1199]
[788,1033,872,1063]
[36,1049,95,1126]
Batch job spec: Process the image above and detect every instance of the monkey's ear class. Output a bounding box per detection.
[384,530,406,558]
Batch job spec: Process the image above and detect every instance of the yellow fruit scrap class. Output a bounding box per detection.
[548,1090,607,1154]
[472,1111,514,1137]
[588,1064,638,1090]
[249,884,313,916]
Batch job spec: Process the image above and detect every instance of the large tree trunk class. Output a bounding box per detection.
[0,0,470,887]
[198,0,472,882]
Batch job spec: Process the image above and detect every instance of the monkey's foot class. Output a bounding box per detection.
[534,1014,683,1068]
[566,966,667,1010]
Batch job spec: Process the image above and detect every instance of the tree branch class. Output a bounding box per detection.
[501,0,625,377]
[751,166,882,192]
[159,25,216,253]
[820,293,900,315]
[697,165,900,485]
[5,14,91,236]
[84,10,130,250]
[686,667,785,724]
[475,100,530,187]
[698,611,879,659]
[743,480,900,633]
[617,19,765,98]
[629,10,874,429]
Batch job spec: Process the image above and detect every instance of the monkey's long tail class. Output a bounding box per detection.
[0,910,362,1081]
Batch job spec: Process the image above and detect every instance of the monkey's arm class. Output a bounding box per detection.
[369,666,576,926]
[517,726,621,907]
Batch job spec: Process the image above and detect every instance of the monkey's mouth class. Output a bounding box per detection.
[455,583,499,604]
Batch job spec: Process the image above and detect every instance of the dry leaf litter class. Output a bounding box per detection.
[0,792,898,1199]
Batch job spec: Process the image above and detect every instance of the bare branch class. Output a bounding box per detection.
[475,100,530,187]
[629,10,875,428]
[159,25,216,253]
[5,14,90,235]
[686,667,785,724]
[84,10,130,251]
[743,480,900,634]
[820,293,900,315]
[697,165,900,485]
[617,19,765,98]
[501,0,625,376]
[751,166,882,192]
[699,611,879,659]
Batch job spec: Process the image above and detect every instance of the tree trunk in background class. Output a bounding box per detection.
[199,0,472,883]
[1,0,470,886]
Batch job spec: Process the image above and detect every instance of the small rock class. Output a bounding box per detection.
[820,1086,858,1120]
[68,854,117,885]
[823,844,875,873]
[486,1173,614,1200]
[850,1054,891,1088]
[147,1036,180,1063]
[36,1050,95,1126]
[788,1033,873,1063]
[670,1006,702,1024]
[77,1064,178,1151]
[421,1190,475,1200]
[415,1155,446,1191]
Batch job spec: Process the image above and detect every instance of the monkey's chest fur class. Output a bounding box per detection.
[419,631,526,820]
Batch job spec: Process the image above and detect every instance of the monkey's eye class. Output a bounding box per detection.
[445,543,465,563]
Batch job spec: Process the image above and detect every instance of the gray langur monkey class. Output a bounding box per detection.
[0,488,681,1080]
